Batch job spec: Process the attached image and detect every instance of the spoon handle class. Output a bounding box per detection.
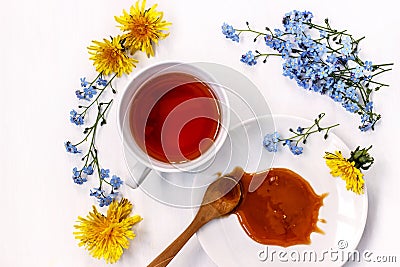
[147,209,214,267]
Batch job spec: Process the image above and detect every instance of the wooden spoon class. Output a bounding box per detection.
[147,175,242,267]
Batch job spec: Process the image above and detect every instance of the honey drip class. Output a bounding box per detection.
[228,167,327,247]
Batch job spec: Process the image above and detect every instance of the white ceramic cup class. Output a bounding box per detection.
[117,62,230,188]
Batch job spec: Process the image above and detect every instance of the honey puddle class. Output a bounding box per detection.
[227,167,327,247]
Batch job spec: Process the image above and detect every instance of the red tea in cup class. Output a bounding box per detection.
[129,72,222,164]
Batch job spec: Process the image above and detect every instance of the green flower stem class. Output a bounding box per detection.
[90,73,103,87]
[370,67,393,78]
[365,79,390,87]
[79,72,103,110]
[354,36,366,44]
[236,28,267,36]
[92,149,113,194]
[255,53,282,58]
[375,63,394,67]
[91,149,105,195]
[73,99,113,148]
[309,36,341,54]
[332,73,389,87]
[356,84,368,105]
[303,23,366,57]
[83,98,113,191]
[304,22,332,32]
[373,63,394,73]
[254,52,283,59]
[235,27,286,43]
[73,128,94,147]
[79,73,117,117]
[328,72,369,104]
[304,22,349,35]
[338,89,372,114]
[291,124,338,146]
[278,113,340,146]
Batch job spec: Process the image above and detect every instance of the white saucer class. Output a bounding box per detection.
[194,115,368,267]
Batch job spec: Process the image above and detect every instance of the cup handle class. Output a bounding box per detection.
[126,162,152,189]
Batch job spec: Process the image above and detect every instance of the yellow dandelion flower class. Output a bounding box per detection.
[115,0,171,57]
[73,198,142,264]
[324,151,365,195]
[88,35,138,77]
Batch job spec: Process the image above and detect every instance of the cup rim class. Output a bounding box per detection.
[117,61,230,173]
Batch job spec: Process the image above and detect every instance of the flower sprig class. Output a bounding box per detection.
[66,73,124,207]
[65,0,170,206]
[324,146,374,194]
[222,10,393,131]
[263,113,339,155]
